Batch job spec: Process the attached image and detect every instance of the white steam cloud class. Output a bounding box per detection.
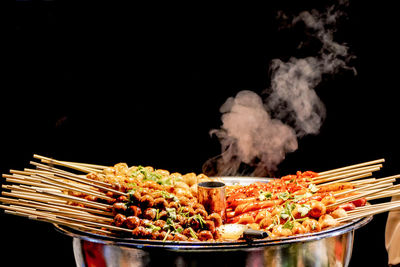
[204,3,355,176]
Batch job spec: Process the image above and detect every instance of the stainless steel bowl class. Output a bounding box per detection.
[54,177,372,267]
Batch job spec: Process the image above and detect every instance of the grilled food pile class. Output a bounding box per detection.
[0,155,399,242]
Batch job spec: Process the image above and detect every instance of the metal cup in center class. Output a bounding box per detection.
[197,181,226,222]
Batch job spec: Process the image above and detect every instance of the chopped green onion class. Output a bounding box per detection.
[298,204,311,217]
[163,229,171,242]
[166,207,177,221]
[259,190,272,201]
[146,223,161,233]
[308,184,320,193]
[188,227,198,239]
[278,191,291,201]
[283,220,294,230]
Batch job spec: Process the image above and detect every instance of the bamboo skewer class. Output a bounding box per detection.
[318,158,385,176]
[58,160,108,170]
[0,197,113,223]
[352,178,377,186]
[347,200,400,214]
[11,168,55,177]
[337,202,400,223]
[356,183,395,192]
[1,190,113,216]
[5,210,113,235]
[4,177,62,191]
[314,166,381,185]
[316,173,374,186]
[51,213,130,232]
[327,184,398,208]
[2,190,67,204]
[16,164,126,196]
[23,187,113,210]
[351,175,400,188]
[0,204,126,233]
[4,172,115,202]
[30,160,91,177]
[32,154,110,170]
[334,178,397,197]
[33,154,102,174]
[333,175,400,197]
[0,196,112,218]
[314,164,383,180]
[2,155,397,240]
[29,161,113,188]
[366,188,400,201]
[3,188,111,211]
[30,160,85,176]
[0,204,115,230]
[49,171,126,196]
[31,174,116,201]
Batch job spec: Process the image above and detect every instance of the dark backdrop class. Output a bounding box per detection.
[4,1,399,266]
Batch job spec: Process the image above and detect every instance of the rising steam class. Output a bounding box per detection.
[204,3,355,176]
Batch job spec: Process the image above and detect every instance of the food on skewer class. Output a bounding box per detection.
[0,155,399,242]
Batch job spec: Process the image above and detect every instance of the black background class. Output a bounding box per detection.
[4,1,399,266]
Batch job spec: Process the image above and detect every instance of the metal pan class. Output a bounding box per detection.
[54,177,372,267]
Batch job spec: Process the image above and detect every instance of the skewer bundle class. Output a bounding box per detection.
[225,158,400,238]
[0,155,399,241]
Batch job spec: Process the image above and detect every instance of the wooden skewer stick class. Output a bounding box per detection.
[33,173,104,193]
[347,200,400,214]
[5,210,113,235]
[0,196,103,217]
[5,184,63,195]
[352,175,400,189]
[0,197,113,223]
[1,190,113,216]
[45,202,114,216]
[30,161,114,188]
[20,187,113,210]
[8,172,94,190]
[5,173,112,201]
[57,160,109,170]
[315,171,375,185]
[32,154,111,170]
[3,185,111,214]
[30,160,92,177]
[314,164,383,180]
[40,190,112,210]
[334,178,396,197]
[33,155,102,173]
[318,158,385,176]
[356,183,395,192]
[30,162,128,196]
[41,158,102,173]
[4,175,63,191]
[2,190,66,204]
[314,165,382,184]
[11,169,54,176]
[316,172,374,186]
[31,174,116,202]
[0,204,128,232]
[350,186,400,203]
[365,188,400,201]
[352,178,377,186]
[337,202,400,223]
[0,196,113,218]
[51,213,130,232]
[48,171,126,196]
[327,184,397,208]
[3,206,115,234]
